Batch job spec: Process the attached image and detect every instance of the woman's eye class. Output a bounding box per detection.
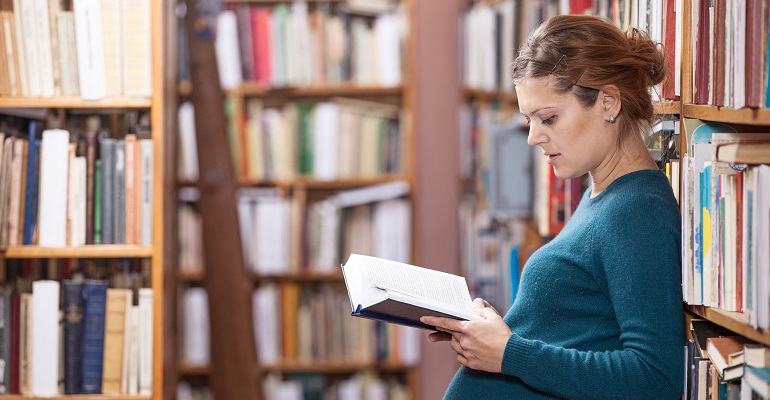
[542,116,555,125]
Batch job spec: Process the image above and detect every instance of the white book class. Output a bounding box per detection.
[374,13,400,87]
[71,156,86,246]
[138,288,153,395]
[139,139,153,245]
[121,0,152,96]
[214,11,242,90]
[177,102,199,182]
[236,195,254,271]
[127,305,139,395]
[73,0,106,99]
[12,0,28,96]
[335,181,410,208]
[120,289,133,394]
[183,288,210,366]
[372,199,411,264]
[101,0,124,96]
[253,284,281,363]
[313,102,339,181]
[31,280,60,397]
[34,0,54,97]
[38,129,70,247]
[18,0,41,97]
[341,253,483,330]
[255,198,290,275]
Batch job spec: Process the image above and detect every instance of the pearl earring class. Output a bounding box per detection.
[609,114,615,123]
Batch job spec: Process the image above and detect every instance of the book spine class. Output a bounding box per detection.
[80,280,107,394]
[9,293,19,394]
[85,130,98,244]
[94,160,102,244]
[113,140,125,244]
[100,138,115,244]
[0,288,11,394]
[101,288,127,394]
[62,280,84,394]
[31,280,60,397]
[22,122,37,245]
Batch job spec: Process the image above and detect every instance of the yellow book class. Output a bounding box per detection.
[102,289,129,394]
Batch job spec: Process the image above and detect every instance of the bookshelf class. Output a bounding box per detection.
[680,0,770,362]
[172,0,419,398]
[0,0,167,399]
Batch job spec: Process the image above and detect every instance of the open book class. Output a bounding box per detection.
[341,254,483,330]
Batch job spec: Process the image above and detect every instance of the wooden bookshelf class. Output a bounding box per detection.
[173,0,419,397]
[685,305,770,347]
[683,104,770,126]
[0,1,168,399]
[462,87,518,103]
[653,100,681,115]
[3,245,154,259]
[0,97,152,109]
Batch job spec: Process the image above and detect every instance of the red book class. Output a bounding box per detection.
[746,0,762,108]
[569,0,593,14]
[662,0,678,100]
[694,0,711,104]
[251,7,273,85]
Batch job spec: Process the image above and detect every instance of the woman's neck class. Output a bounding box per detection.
[589,134,657,197]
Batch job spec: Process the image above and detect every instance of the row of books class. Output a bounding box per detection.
[681,121,770,326]
[178,98,403,183]
[0,124,153,248]
[207,3,405,90]
[178,284,419,367]
[263,372,410,400]
[0,280,153,396]
[177,181,410,277]
[689,0,770,108]
[686,319,770,400]
[0,0,152,99]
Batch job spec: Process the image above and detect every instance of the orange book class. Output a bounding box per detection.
[707,336,753,377]
[281,283,298,360]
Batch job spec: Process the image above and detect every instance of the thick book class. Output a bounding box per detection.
[715,142,770,165]
[340,253,483,330]
[31,280,60,397]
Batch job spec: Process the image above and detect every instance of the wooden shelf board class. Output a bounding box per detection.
[683,104,770,125]
[253,271,344,282]
[654,101,681,115]
[178,363,211,376]
[0,97,152,109]
[178,269,205,282]
[261,362,416,373]
[2,245,153,259]
[177,82,402,97]
[685,304,770,346]
[462,87,518,103]
[178,176,408,190]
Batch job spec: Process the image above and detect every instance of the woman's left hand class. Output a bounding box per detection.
[421,299,512,373]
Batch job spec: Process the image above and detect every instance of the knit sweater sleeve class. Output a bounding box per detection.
[499,190,684,399]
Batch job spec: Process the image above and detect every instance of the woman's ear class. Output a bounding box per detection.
[600,85,621,121]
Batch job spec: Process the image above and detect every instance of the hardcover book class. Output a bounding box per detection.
[341,253,483,330]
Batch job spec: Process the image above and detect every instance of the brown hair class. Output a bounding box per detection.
[512,15,666,139]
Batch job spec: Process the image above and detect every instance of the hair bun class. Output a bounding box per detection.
[626,27,666,86]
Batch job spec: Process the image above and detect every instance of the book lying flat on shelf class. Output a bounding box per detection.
[341,253,483,330]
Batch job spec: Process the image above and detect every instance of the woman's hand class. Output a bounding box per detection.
[421,298,512,373]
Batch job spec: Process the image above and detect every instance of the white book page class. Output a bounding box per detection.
[345,254,475,312]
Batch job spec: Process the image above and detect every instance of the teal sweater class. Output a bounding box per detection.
[445,170,684,399]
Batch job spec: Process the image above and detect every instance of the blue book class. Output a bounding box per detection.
[22,123,39,245]
[81,280,108,394]
[63,280,84,394]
